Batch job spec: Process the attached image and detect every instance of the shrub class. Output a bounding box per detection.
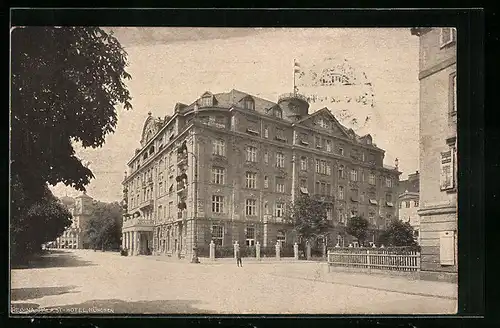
[214,245,234,258]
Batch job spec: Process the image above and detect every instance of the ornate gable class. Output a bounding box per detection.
[295,108,350,139]
[140,113,159,147]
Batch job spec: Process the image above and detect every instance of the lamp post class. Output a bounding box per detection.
[177,140,199,264]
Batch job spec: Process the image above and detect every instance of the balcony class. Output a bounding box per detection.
[122,217,154,229]
[139,199,154,210]
[263,215,293,225]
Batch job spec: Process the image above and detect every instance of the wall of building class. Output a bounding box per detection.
[417,28,457,282]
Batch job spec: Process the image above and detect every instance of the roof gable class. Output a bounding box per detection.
[294,108,351,138]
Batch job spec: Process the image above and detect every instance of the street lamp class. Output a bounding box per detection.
[177,140,200,264]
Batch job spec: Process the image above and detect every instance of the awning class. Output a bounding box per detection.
[386,202,394,207]
[300,187,309,194]
[369,199,378,205]
[350,197,359,202]
[300,140,309,145]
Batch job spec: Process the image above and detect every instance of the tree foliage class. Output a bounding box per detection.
[84,201,123,250]
[10,173,72,262]
[345,216,370,245]
[378,219,418,247]
[11,26,132,191]
[10,27,132,259]
[285,195,331,244]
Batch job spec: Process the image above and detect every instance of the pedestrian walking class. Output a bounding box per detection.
[236,248,242,267]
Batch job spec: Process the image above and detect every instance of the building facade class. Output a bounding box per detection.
[397,171,420,243]
[411,27,458,282]
[121,89,401,258]
[55,193,94,249]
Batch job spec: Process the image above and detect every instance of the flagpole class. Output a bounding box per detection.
[293,58,296,95]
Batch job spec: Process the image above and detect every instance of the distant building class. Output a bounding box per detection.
[411,27,457,282]
[55,193,94,249]
[397,171,420,243]
[121,89,401,258]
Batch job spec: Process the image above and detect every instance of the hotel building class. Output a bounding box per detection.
[121,89,400,258]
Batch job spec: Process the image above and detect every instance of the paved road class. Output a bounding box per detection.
[10,250,457,315]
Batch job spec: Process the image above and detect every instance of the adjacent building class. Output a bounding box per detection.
[121,89,401,258]
[55,193,94,249]
[411,27,457,282]
[397,171,420,243]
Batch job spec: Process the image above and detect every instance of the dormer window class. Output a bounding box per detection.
[318,117,330,129]
[274,108,283,119]
[244,98,255,110]
[200,96,213,107]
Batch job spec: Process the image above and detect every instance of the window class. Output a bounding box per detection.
[440,148,455,190]
[326,140,332,152]
[276,177,285,193]
[405,201,411,208]
[350,169,358,181]
[338,165,345,179]
[300,157,308,171]
[264,176,269,188]
[168,201,173,220]
[326,163,331,176]
[316,159,321,173]
[276,128,285,141]
[212,167,225,184]
[159,181,163,195]
[386,177,392,188]
[274,108,282,118]
[245,172,257,189]
[369,173,376,185]
[300,178,307,188]
[318,117,330,129]
[440,27,456,48]
[264,152,269,164]
[246,146,257,162]
[386,193,392,203]
[245,199,257,216]
[339,147,344,156]
[244,98,255,110]
[414,200,419,207]
[212,224,224,246]
[212,195,224,213]
[351,189,359,201]
[276,152,285,168]
[264,127,269,138]
[200,96,213,107]
[450,73,457,114]
[320,161,326,174]
[399,202,402,209]
[338,186,344,200]
[275,203,284,217]
[277,230,286,246]
[245,226,256,246]
[213,139,225,156]
[315,136,322,148]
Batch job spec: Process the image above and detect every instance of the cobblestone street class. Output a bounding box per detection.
[11,250,457,315]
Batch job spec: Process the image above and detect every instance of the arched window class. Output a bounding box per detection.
[338,165,345,179]
[274,108,282,119]
[244,98,255,110]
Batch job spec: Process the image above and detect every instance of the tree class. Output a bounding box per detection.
[285,195,331,249]
[378,219,418,247]
[84,201,123,251]
[10,27,132,259]
[346,216,370,246]
[10,173,72,262]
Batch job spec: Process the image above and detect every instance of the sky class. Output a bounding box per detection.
[50,27,419,203]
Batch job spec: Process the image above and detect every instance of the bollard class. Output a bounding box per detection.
[209,240,215,261]
[293,242,299,260]
[275,242,281,260]
[256,241,261,261]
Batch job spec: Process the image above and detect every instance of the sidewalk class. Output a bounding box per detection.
[146,255,303,265]
[270,263,458,300]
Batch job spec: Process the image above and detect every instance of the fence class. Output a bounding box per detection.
[327,247,420,272]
